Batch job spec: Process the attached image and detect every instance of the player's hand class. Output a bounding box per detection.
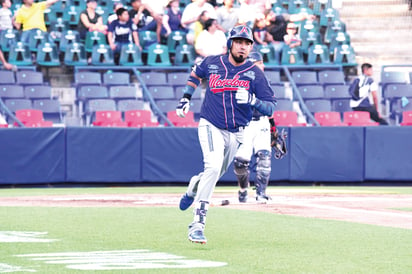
[236,88,256,105]
[176,98,190,118]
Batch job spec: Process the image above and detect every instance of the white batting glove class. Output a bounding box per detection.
[176,98,190,118]
[236,88,256,105]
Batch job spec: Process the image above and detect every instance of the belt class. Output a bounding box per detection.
[226,126,245,133]
[252,116,264,121]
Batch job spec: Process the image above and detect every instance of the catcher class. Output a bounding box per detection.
[234,51,287,203]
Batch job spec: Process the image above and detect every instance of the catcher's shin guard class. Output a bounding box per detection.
[255,150,271,196]
[233,157,250,189]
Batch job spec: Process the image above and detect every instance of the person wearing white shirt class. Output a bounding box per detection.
[181,0,216,44]
[195,18,227,58]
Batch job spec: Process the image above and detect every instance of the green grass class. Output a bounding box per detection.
[0,186,411,273]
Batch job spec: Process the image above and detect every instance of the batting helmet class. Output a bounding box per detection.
[227,25,254,49]
[247,51,263,63]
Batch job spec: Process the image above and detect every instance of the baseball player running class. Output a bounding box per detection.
[235,51,287,204]
[176,25,276,244]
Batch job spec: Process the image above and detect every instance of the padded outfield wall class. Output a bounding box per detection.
[0,126,411,184]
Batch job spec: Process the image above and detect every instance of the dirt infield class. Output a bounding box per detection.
[1,192,411,230]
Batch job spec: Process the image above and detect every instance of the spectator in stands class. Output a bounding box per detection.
[0,48,13,70]
[160,0,186,43]
[107,7,141,64]
[237,0,263,26]
[0,0,14,31]
[283,22,301,63]
[265,10,314,60]
[128,0,160,33]
[107,2,123,25]
[181,0,216,45]
[252,13,268,46]
[216,0,240,33]
[349,63,388,125]
[142,0,167,42]
[77,0,107,41]
[194,18,227,59]
[193,10,211,45]
[14,0,60,44]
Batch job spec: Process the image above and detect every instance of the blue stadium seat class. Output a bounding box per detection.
[8,42,33,66]
[59,30,81,53]
[74,71,102,86]
[174,44,196,66]
[64,42,88,66]
[331,98,352,116]
[0,28,20,53]
[319,7,340,27]
[304,99,332,114]
[24,85,53,100]
[85,31,108,53]
[324,85,351,100]
[147,43,171,66]
[291,71,318,86]
[140,71,168,86]
[36,42,61,67]
[265,70,282,85]
[109,86,138,102]
[16,71,45,86]
[0,85,24,99]
[275,98,294,111]
[317,70,346,86]
[0,71,15,84]
[77,85,109,117]
[281,45,304,65]
[4,99,33,122]
[32,99,64,123]
[155,99,179,114]
[28,30,51,53]
[117,99,145,112]
[103,72,130,87]
[256,44,279,65]
[149,86,175,100]
[167,30,188,54]
[138,30,158,53]
[118,43,143,66]
[299,85,325,99]
[90,44,115,66]
[85,98,117,126]
[307,44,331,65]
[167,71,189,86]
[380,71,409,93]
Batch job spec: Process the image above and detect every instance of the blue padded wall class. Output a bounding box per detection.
[141,127,203,182]
[0,128,65,184]
[66,127,142,182]
[365,127,412,181]
[290,127,364,182]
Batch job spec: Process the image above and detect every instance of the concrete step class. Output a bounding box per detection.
[348,30,412,43]
[344,17,412,31]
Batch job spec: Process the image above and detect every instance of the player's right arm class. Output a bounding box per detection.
[176,71,202,118]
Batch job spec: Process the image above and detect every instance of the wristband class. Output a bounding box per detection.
[182,85,195,100]
[188,75,201,86]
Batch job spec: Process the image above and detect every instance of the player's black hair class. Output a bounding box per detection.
[116,7,128,17]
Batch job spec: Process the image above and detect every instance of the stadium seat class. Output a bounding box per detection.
[16,71,45,86]
[275,98,294,111]
[77,85,109,117]
[59,30,81,53]
[280,45,304,65]
[140,71,168,86]
[174,85,202,99]
[32,99,64,124]
[155,99,179,114]
[0,85,25,99]
[272,110,306,126]
[147,43,171,66]
[300,31,322,55]
[8,42,33,66]
[167,110,198,127]
[333,44,357,67]
[317,70,346,86]
[256,44,279,65]
[313,0,332,16]
[324,85,351,100]
[0,28,20,53]
[167,71,189,86]
[149,86,175,100]
[304,99,332,114]
[328,31,350,56]
[272,85,287,99]
[24,85,53,100]
[92,110,127,127]
[103,72,130,87]
[331,98,351,114]
[49,18,69,43]
[117,99,145,112]
[380,71,409,93]
[15,109,53,127]
[64,42,88,66]
[299,85,324,99]
[4,99,33,122]
[0,71,15,84]
[324,19,346,44]
[85,98,117,126]
[319,7,340,27]
[85,31,108,53]
[291,71,318,86]
[265,70,281,85]
[400,110,412,126]
[307,44,331,65]
[343,111,379,126]
[90,44,115,66]
[138,30,158,53]
[118,43,143,66]
[314,111,347,126]
[36,42,61,67]
[167,30,188,53]
[109,86,138,102]
[74,71,102,86]
[28,29,51,52]
[63,5,82,27]
[174,44,196,66]
[125,109,159,127]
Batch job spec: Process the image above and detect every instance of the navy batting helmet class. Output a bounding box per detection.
[227,25,254,49]
[247,51,263,63]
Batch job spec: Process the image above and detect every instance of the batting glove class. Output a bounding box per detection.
[236,88,256,105]
[176,98,190,118]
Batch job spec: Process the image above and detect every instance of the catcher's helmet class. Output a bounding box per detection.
[227,25,254,49]
[247,51,263,63]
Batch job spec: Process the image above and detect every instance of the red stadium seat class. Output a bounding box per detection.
[314,111,347,126]
[92,110,127,127]
[343,111,379,126]
[14,109,53,127]
[167,111,198,127]
[125,109,159,127]
[400,110,412,126]
[272,110,306,127]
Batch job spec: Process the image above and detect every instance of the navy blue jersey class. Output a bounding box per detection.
[194,54,275,130]
[108,19,137,44]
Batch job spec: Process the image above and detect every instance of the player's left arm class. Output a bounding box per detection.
[251,72,276,117]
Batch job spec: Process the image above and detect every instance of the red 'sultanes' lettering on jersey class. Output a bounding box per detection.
[209,74,250,94]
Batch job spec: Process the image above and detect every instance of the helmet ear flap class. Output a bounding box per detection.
[226,39,232,50]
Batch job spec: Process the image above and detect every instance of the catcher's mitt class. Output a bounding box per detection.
[271,128,288,159]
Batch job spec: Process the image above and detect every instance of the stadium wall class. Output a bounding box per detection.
[0,127,411,184]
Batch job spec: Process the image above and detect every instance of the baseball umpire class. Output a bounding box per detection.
[175,25,276,244]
